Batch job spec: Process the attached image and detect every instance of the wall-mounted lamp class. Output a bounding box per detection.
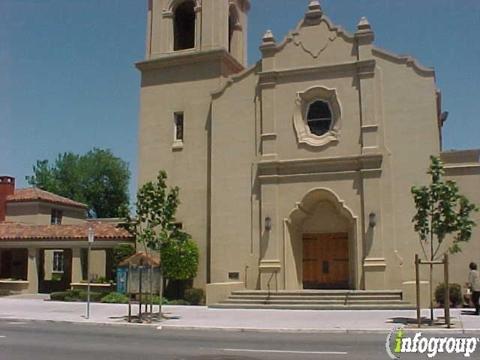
[265,216,272,231]
[369,212,377,228]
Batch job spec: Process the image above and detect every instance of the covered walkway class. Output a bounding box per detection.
[0,221,134,294]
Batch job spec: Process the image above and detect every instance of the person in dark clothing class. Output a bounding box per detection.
[468,262,480,315]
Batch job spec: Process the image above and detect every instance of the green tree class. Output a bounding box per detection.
[27,148,130,218]
[122,170,197,313]
[411,156,478,322]
[162,235,199,281]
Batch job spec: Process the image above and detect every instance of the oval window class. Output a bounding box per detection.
[306,100,332,136]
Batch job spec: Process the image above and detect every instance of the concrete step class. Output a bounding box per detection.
[228,294,401,301]
[210,303,416,310]
[221,299,409,305]
[210,289,412,310]
[228,295,346,300]
[347,300,407,305]
[222,299,347,305]
[231,290,403,297]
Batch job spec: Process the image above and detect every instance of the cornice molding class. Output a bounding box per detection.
[258,59,376,85]
[372,47,435,77]
[136,48,244,73]
[258,153,383,181]
[211,61,260,99]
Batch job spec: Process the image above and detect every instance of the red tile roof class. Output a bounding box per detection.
[0,221,134,241]
[118,252,160,267]
[6,188,88,209]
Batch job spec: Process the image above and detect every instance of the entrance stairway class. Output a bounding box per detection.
[210,290,415,310]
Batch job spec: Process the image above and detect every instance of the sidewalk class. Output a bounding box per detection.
[0,295,479,334]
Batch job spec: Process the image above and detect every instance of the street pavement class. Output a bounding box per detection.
[2,319,479,360]
[0,295,479,334]
[0,319,416,360]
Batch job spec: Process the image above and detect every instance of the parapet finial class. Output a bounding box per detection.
[357,16,372,31]
[262,29,276,45]
[309,0,322,11]
[305,0,323,21]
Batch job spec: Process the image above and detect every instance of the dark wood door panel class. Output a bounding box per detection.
[303,233,349,289]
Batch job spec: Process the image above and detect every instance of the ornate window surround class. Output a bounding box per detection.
[293,86,342,147]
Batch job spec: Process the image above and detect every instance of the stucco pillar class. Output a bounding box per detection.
[361,170,386,289]
[257,30,282,290]
[355,17,380,155]
[27,248,39,293]
[259,181,281,290]
[355,19,387,289]
[259,30,278,161]
[71,248,83,284]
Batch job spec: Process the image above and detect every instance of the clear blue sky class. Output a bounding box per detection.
[1,0,479,202]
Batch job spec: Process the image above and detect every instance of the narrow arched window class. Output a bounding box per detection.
[228,7,238,53]
[174,1,195,51]
[306,101,332,136]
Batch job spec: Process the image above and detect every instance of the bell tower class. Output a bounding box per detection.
[145,0,249,66]
[137,0,250,288]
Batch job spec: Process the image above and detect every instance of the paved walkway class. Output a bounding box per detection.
[0,295,479,333]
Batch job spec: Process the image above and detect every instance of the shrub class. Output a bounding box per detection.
[79,290,104,302]
[142,294,169,305]
[168,299,190,306]
[51,273,62,282]
[101,292,129,304]
[93,276,109,284]
[50,289,104,302]
[162,236,199,281]
[50,291,69,301]
[435,283,462,307]
[184,288,204,305]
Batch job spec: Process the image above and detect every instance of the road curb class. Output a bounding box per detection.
[158,325,350,333]
[0,317,158,328]
[159,324,480,335]
[1,317,479,335]
[159,325,395,334]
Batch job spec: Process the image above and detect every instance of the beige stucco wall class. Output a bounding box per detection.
[42,249,105,281]
[209,65,259,287]
[90,249,107,280]
[443,159,480,291]
[44,250,54,280]
[365,54,441,302]
[6,202,86,225]
[137,2,479,305]
[137,54,243,288]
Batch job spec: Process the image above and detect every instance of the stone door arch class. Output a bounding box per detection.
[284,188,358,289]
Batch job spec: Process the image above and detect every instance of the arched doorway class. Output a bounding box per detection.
[285,188,358,290]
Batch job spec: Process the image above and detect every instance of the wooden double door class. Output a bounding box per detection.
[303,233,349,289]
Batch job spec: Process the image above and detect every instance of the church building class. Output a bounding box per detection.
[136,0,480,306]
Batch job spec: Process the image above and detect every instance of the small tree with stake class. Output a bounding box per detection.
[411,156,478,324]
[122,170,191,316]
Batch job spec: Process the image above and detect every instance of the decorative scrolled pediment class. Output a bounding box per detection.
[292,22,337,59]
[287,187,357,225]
